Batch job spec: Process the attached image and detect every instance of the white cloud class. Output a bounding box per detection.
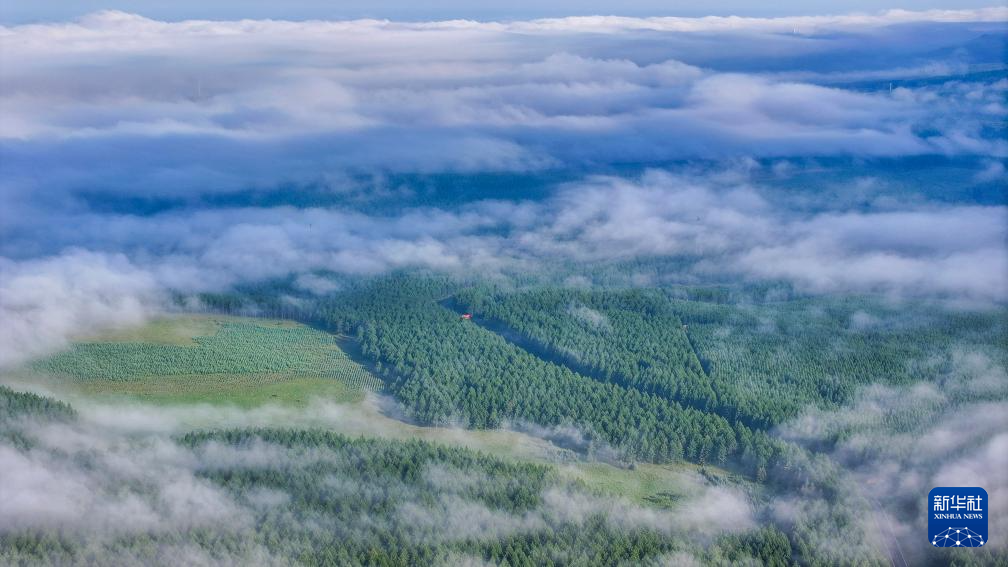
[503,8,1008,33]
[0,8,1004,366]
[0,250,161,368]
[1,8,1001,164]
[775,354,1008,561]
[2,168,1003,366]
[0,421,251,536]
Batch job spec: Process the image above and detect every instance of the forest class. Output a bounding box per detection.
[452,285,1008,428]
[1,385,802,567]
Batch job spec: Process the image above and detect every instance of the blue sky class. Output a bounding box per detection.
[0,0,999,23]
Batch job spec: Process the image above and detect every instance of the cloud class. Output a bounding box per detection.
[568,304,611,329]
[503,8,1008,33]
[0,420,251,536]
[774,351,1008,562]
[0,11,1002,566]
[975,160,1006,182]
[528,171,1008,302]
[2,164,1003,370]
[541,482,752,536]
[0,9,1003,198]
[735,205,1008,302]
[294,273,341,295]
[0,250,161,368]
[403,460,753,543]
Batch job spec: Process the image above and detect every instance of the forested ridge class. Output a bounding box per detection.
[4,387,1001,566]
[1,390,801,567]
[453,285,1007,428]
[1,385,75,421]
[0,385,77,450]
[451,287,723,420]
[305,276,787,477]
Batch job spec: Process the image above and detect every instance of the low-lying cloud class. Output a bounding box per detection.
[0,250,161,367]
[3,165,1005,366]
[0,419,249,536]
[774,350,1008,563]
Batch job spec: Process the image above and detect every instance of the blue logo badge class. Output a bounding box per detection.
[929,487,988,548]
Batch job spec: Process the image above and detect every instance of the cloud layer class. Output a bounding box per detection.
[776,350,1008,562]
[2,164,1005,368]
[1,9,1004,184]
[0,8,1005,362]
[0,251,160,367]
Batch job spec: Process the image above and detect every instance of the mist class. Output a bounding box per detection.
[0,392,757,565]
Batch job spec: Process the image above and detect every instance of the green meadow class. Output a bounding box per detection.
[26,315,382,407]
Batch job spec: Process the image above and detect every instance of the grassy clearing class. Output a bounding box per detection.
[558,460,736,506]
[561,462,688,506]
[26,315,381,406]
[72,374,363,408]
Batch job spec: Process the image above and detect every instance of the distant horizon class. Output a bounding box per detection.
[2,1,1003,24]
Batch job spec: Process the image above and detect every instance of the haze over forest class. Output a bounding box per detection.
[0,4,1005,566]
